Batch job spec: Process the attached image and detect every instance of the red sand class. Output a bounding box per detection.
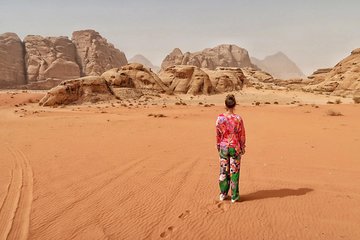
[0,90,359,239]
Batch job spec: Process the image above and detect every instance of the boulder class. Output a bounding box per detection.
[24,35,80,83]
[158,65,213,95]
[39,76,115,106]
[72,30,128,76]
[203,67,246,93]
[161,44,254,70]
[101,63,168,92]
[0,33,26,87]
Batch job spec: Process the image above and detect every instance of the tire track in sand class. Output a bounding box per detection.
[0,145,33,240]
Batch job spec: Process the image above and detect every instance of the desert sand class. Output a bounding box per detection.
[0,89,359,240]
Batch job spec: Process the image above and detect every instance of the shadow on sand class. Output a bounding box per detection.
[241,188,313,202]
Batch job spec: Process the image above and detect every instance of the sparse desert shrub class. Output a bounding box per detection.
[353,96,360,104]
[150,113,167,118]
[335,99,342,104]
[326,109,343,116]
[255,102,260,106]
[198,102,203,105]
[274,101,279,104]
[265,102,271,104]
[28,98,40,103]
[327,101,334,104]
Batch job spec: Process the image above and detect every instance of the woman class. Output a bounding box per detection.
[216,94,246,203]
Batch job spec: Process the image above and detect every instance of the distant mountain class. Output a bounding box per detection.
[251,52,305,79]
[129,54,160,72]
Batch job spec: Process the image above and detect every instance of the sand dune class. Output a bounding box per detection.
[0,89,359,239]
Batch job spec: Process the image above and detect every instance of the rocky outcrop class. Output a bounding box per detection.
[159,65,213,95]
[161,44,254,70]
[129,54,160,72]
[203,67,246,93]
[24,35,80,84]
[72,30,127,76]
[101,63,168,92]
[251,52,305,79]
[0,33,26,87]
[241,67,274,86]
[242,67,312,91]
[39,76,115,106]
[307,68,332,85]
[305,49,360,96]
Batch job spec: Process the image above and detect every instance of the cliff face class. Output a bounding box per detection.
[72,30,128,77]
[0,33,26,87]
[24,35,80,82]
[308,49,360,96]
[161,44,254,70]
[0,30,128,89]
[251,52,305,79]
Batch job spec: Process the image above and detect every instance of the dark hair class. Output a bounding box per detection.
[225,94,236,109]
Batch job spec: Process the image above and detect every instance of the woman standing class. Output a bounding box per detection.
[216,94,246,203]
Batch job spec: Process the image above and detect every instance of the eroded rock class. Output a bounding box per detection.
[39,76,115,106]
[159,65,213,95]
[101,63,168,92]
[24,35,80,83]
[204,67,246,93]
[0,33,26,87]
[72,30,127,76]
[161,44,254,70]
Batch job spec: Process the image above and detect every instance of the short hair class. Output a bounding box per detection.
[225,94,236,109]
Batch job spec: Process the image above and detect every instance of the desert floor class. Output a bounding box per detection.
[0,88,359,240]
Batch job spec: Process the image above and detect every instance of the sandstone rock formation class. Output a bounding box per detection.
[129,54,160,72]
[251,52,305,79]
[203,67,246,93]
[305,49,360,96]
[0,33,26,87]
[241,67,311,91]
[24,35,80,83]
[159,65,213,95]
[101,63,168,92]
[39,76,115,106]
[241,67,274,86]
[308,68,332,83]
[161,45,254,70]
[72,30,127,76]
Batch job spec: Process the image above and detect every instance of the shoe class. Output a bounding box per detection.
[231,195,240,203]
[219,193,227,201]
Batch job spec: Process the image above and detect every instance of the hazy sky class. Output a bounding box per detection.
[1,0,359,74]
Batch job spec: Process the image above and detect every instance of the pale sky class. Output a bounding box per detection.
[1,0,359,75]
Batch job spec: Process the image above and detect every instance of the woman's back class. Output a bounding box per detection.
[216,113,245,153]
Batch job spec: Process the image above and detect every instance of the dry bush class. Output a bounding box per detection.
[326,109,343,116]
[335,99,342,104]
[148,113,167,118]
[353,96,360,104]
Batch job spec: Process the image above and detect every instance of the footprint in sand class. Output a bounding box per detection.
[160,226,175,238]
[206,201,229,215]
[178,210,191,220]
